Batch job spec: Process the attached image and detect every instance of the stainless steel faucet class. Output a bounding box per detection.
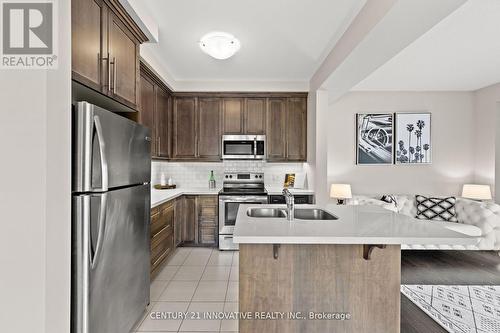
[282,188,294,221]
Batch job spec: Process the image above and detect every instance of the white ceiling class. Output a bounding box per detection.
[352,0,500,92]
[140,0,365,84]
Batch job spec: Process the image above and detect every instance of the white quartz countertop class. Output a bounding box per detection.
[233,204,478,246]
[151,187,220,208]
[266,188,315,195]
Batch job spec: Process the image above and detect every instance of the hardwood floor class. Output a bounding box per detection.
[402,250,500,285]
[400,250,500,333]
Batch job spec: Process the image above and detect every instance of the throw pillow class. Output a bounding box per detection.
[381,195,397,206]
[415,195,458,222]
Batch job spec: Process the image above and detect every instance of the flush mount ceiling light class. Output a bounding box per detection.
[199,32,241,60]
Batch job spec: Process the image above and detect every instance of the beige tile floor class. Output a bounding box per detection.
[133,247,239,333]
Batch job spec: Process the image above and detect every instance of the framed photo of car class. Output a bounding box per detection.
[356,113,394,165]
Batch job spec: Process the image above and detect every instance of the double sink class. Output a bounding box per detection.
[247,208,338,220]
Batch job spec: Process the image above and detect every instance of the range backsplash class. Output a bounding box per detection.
[151,161,308,189]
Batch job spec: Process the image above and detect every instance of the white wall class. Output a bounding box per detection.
[0,1,71,332]
[473,83,500,194]
[327,91,476,196]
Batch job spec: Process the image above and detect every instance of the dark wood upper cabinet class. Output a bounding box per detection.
[222,98,244,134]
[107,10,140,108]
[150,92,307,162]
[71,0,104,91]
[139,73,156,157]
[244,98,266,134]
[173,97,197,159]
[266,98,287,161]
[71,0,147,110]
[156,88,171,158]
[286,97,307,161]
[140,62,173,159]
[198,98,222,160]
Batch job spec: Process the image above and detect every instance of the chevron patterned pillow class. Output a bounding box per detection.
[415,195,458,222]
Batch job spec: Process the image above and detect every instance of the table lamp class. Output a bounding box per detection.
[461,184,492,201]
[330,184,352,205]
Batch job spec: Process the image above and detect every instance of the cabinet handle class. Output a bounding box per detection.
[107,53,111,91]
[113,57,117,93]
[158,136,161,153]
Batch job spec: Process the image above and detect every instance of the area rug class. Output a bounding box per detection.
[401,285,500,333]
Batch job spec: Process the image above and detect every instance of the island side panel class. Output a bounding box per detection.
[239,244,401,333]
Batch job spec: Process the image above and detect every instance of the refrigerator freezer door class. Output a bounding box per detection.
[72,184,150,333]
[73,102,151,193]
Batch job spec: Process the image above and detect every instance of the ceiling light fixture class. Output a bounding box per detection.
[199,32,241,60]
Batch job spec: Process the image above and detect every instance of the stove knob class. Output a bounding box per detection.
[255,175,258,178]
[225,175,229,179]
[259,175,263,178]
[229,175,233,179]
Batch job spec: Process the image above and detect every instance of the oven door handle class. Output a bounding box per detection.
[219,196,268,202]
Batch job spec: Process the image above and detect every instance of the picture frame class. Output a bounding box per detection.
[394,112,432,164]
[356,113,394,165]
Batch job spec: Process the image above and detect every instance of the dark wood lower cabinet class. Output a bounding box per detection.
[182,196,197,244]
[151,194,219,277]
[150,201,174,279]
[197,196,218,245]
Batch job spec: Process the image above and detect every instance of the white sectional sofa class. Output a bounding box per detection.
[348,195,500,251]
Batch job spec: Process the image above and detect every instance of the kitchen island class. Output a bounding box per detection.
[233,204,477,333]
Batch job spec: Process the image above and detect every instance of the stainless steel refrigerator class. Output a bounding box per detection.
[72,102,151,333]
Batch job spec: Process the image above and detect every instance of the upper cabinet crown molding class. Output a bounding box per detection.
[103,0,149,43]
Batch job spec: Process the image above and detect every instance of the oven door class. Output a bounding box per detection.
[222,135,266,159]
[218,195,268,235]
[218,195,268,250]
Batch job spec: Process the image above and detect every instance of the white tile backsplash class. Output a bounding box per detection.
[151,161,308,189]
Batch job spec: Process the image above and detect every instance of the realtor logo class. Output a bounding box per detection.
[1,0,57,68]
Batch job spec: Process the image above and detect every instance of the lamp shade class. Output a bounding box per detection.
[462,184,492,200]
[330,184,352,199]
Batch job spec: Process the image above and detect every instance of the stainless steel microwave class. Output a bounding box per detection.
[221,135,266,160]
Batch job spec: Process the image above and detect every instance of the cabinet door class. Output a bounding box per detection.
[266,98,287,161]
[244,98,266,134]
[183,196,197,243]
[174,197,184,247]
[71,0,104,91]
[108,10,139,108]
[156,88,171,159]
[222,98,244,134]
[197,196,218,246]
[173,97,197,159]
[139,73,156,157]
[286,97,307,161]
[198,98,222,160]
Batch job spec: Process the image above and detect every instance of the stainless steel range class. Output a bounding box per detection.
[218,172,268,250]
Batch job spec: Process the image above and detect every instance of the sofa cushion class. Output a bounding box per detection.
[348,196,398,212]
[437,221,482,237]
[415,195,458,222]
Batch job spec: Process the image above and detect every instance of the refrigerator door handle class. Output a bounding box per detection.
[91,193,107,269]
[93,115,109,192]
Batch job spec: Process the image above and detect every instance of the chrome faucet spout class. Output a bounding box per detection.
[282,188,295,221]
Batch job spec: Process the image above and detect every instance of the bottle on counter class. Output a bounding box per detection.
[168,176,174,186]
[209,170,216,189]
[160,173,167,186]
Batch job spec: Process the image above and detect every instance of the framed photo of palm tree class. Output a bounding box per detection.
[356,113,394,165]
[395,112,431,164]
